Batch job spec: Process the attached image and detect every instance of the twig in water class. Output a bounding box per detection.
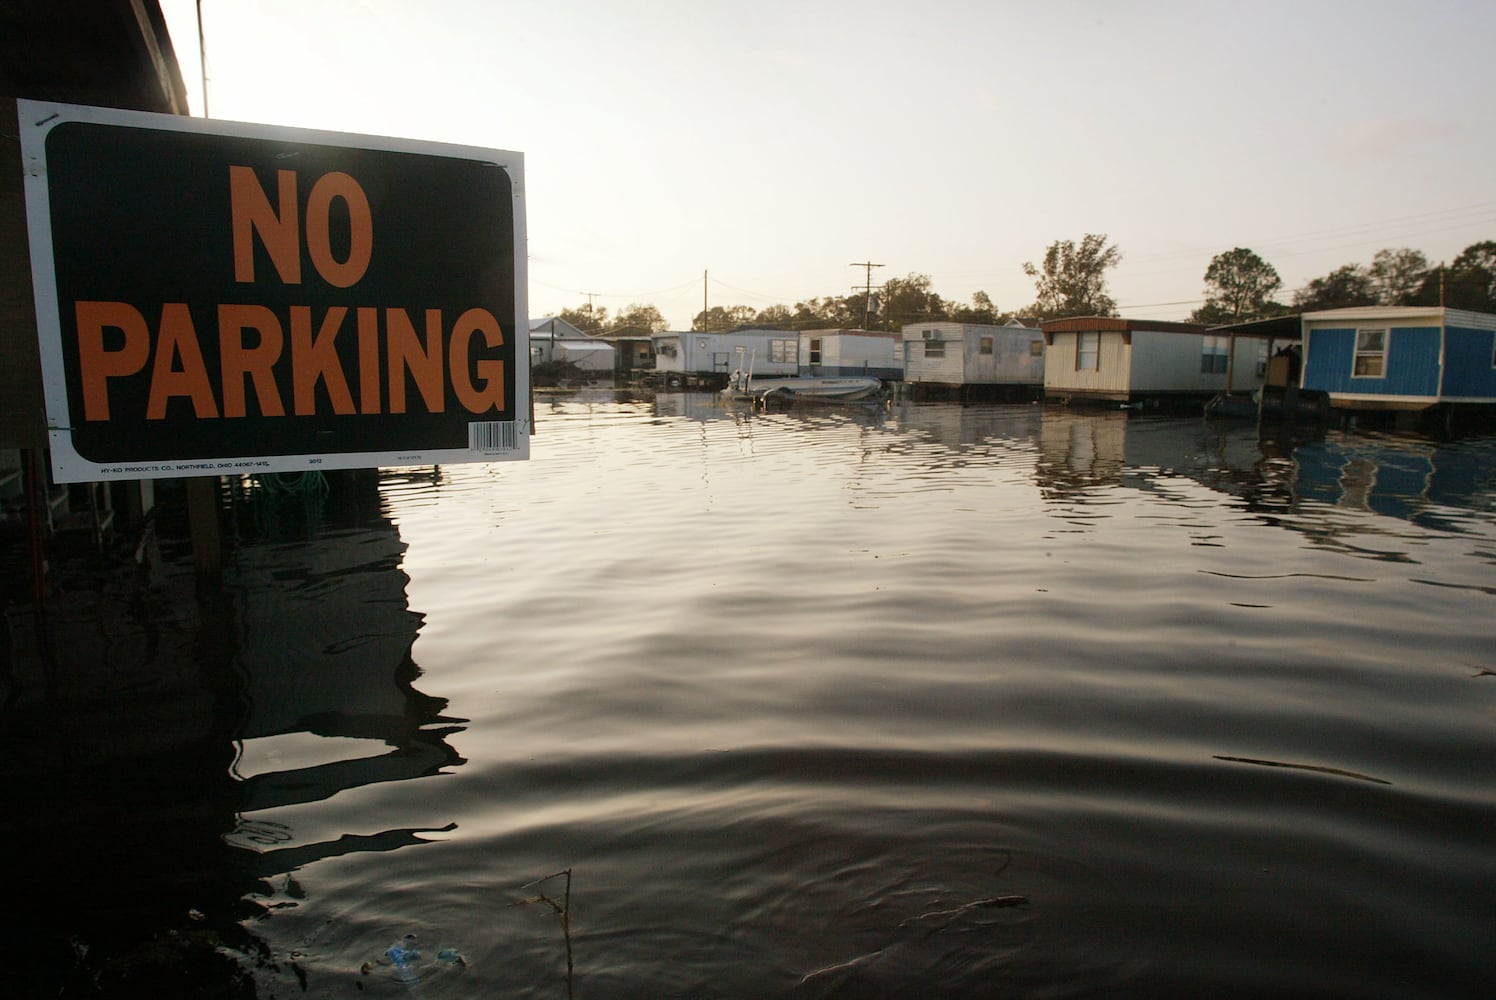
[512,869,574,997]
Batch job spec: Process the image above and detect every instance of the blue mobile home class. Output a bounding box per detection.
[1301,306,1496,411]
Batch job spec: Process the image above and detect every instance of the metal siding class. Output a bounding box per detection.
[926,341,964,382]
[967,334,996,382]
[1305,326,1440,397]
[1129,331,1200,391]
[652,335,686,372]
[1043,332,1077,390]
[1440,326,1496,400]
[1045,331,1126,394]
[1231,337,1267,392]
[902,323,1041,385]
[904,325,963,382]
[812,331,902,379]
[1129,331,1245,393]
[1389,328,1443,395]
[1097,332,1130,392]
[1303,328,1356,392]
[983,330,1045,385]
[677,332,798,376]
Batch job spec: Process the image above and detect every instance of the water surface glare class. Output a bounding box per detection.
[17,392,1496,997]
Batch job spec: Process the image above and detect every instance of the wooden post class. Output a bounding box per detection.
[21,448,48,617]
[185,475,222,583]
[1225,332,1237,395]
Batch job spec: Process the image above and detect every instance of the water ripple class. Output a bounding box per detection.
[213,396,1496,998]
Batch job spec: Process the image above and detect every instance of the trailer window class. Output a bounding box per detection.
[1200,335,1229,374]
[925,341,946,358]
[1076,331,1099,371]
[1353,328,1386,377]
[809,338,822,364]
[770,339,796,363]
[979,336,993,355]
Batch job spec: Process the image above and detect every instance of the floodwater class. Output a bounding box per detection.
[4,391,1496,998]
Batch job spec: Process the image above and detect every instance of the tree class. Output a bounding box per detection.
[1023,234,1121,319]
[753,304,795,328]
[691,304,757,331]
[559,304,608,333]
[947,290,1005,325]
[1291,263,1377,311]
[790,296,862,330]
[1369,248,1429,305]
[876,273,947,330]
[1192,248,1283,322]
[1409,241,1496,310]
[606,303,668,335]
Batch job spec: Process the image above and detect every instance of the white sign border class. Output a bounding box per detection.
[17,98,529,482]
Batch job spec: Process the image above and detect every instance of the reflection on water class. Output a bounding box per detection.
[221,474,464,877]
[3,393,1495,997]
[0,469,459,995]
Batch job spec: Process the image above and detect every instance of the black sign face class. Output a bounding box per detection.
[20,100,528,481]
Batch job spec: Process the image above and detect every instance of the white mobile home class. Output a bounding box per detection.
[529,317,616,372]
[900,321,1045,397]
[1042,317,1266,404]
[650,329,800,386]
[800,329,903,379]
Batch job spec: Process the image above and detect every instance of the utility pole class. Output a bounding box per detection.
[196,0,209,117]
[850,261,884,329]
[702,270,708,331]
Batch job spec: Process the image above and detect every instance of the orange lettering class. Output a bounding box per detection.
[387,308,444,414]
[449,308,506,413]
[290,306,354,416]
[306,172,373,288]
[219,304,285,417]
[147,304,218,419]
[230,166,301,285]
[357,307,382,414]
[75,300,150,421]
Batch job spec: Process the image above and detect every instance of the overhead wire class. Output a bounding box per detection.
[529,200,1494,324]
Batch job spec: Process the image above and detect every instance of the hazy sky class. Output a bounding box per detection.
[157,1,1496,328]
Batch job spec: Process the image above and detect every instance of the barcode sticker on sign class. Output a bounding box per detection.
[469,420,518,453]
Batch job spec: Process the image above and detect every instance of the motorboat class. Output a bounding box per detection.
[722,370,883,402]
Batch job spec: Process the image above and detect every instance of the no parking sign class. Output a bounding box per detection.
[18,99,529,481]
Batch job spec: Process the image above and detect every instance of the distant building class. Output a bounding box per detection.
[1042,316,1266,405]
[608,335,655,374]
[649,329,800,387]
[800,329,903,379]
[529,317,616,373]
[900,320,1045,398]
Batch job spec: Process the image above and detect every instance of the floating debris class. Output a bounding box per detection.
[899,894,1030,932]
[366,933,467,985]
[1214,754,1392,785]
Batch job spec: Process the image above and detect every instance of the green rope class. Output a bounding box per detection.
[256,471,330,498]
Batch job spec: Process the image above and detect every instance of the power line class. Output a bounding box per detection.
[1121,200,1496,268]
[528,274,704,301]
